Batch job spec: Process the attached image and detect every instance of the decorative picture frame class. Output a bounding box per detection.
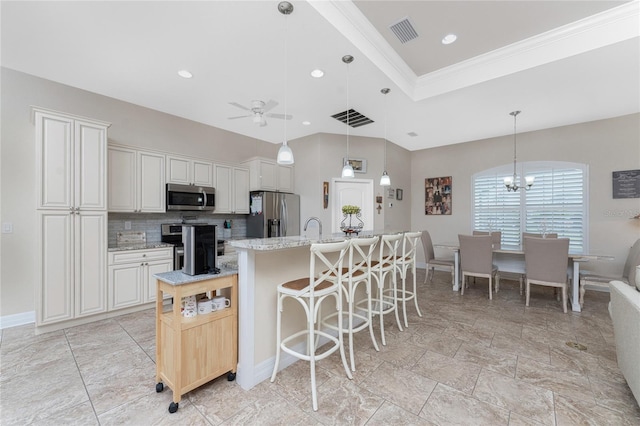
[343,157,367,173]
[387,188,395,199]
[425,176,452,215]
[323,181,329,209]
[612,169,640,199]
[396,188,403,200]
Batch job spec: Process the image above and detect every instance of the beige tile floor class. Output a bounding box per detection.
[1,271,639,425]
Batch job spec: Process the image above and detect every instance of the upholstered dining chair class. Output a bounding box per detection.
[524,236,570,313]
[458,234,500,299]
[579,238,640,309]
[472,230,502,248]
[421,230,455,285]
[270,240,352,411]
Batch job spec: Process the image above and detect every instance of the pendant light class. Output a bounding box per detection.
[341,55,355,178]
[504,110,534,191]
[276,1,294,165]
[380,88,391,186]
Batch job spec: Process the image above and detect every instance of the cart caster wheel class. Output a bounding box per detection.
[227,372,236,381]
[168,402,179,413]
[155,383,164,393]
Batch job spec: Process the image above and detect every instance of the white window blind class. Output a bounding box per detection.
[472,161,588,252]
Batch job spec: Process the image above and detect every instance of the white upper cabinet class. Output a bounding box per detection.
[243,158,294,192]
[35,109,109,211]
[214,164,250,214]
[166,155,213,187]
[108,146,165,213]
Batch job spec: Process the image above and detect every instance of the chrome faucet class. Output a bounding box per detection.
[303,217,322,238]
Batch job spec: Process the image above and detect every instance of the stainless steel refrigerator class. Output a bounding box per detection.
[247,191,300,238]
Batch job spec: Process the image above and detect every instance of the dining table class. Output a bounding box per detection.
[433,242,613,312]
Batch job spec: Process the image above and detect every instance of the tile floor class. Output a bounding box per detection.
[1,271,639,425]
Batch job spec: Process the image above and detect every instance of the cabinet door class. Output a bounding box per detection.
[193,160,213,187]
[75,212,107,317]
[38,211,74,325]
[233,167,250,213]
[35,112,74,209]
[145,259,173,302]
[108,147,137,212]
[75,120,107,211]
[109,263,143,310]
[258,161,277,190]
[214,164,232,213]
[277,165,294,193]
[166,156,191,185]
[138,151,166,212]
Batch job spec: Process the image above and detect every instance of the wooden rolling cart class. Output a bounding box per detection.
[154,272,238,413]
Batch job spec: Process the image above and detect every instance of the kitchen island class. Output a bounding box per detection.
[229,232,390,390]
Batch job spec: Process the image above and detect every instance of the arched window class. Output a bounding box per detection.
[472,161,589,252]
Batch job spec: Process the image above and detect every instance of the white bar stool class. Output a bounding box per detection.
[324,236,380,371]
[394,231,423,327]
[368,233,403,346]
[270,240,352,411]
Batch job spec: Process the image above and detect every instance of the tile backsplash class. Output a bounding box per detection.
[108,212,247,246]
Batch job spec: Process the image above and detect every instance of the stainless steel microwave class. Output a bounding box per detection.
[166,183,215,212]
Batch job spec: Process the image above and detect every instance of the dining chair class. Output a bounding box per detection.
[472,230,502,248]
[579,238,640,309]
[458,234,500,299]
[368,233,404,346]
[524,236,570,313]
[517,233,558,294]
[421,230,455,285]
[323,236,379,372]
[394,231,423,327]
[270,240,352,411]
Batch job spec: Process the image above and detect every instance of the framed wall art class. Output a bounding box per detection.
[425,176,452,215]
[396,188,403,200]
[613,169,640,199]
[343,158,367,173]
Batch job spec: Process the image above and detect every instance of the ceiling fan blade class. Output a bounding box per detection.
[265,113,293,120]
[262,100,278,112]
[229,102,250,111]
[228,114,252,120]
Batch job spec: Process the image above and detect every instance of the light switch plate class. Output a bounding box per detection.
[2,222,13,233]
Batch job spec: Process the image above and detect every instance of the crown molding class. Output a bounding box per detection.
[309,0,640,101]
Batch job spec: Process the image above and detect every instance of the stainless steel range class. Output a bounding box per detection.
[161,223,225,271]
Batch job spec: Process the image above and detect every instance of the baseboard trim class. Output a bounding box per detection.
[0,311,36,330]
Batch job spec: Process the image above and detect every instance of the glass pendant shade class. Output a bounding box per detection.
[342,163,355,178]
[277,142,294,165]
[380,171,391,186]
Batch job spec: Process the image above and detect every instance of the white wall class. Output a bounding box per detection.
[410,113,640,276]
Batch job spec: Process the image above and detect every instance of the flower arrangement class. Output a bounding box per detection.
[341,205,361,215]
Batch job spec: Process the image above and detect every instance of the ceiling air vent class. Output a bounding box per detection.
[389,17,418,44]
[407,132,418,137]
[331,109,374,128]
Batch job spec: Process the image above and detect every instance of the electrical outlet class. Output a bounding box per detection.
[2,222,13,233]
[388,203,393,208]
[124,221,132,230]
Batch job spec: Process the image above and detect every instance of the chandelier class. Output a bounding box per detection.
[504,110,534,191]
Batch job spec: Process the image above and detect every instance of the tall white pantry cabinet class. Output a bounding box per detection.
[34,107,110,326]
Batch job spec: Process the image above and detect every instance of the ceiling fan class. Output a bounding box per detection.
[227,99,292,127]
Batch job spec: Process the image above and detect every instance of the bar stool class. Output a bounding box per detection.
[394,231,423,327]
[324,236,379,372]
[368,233,403,346]
[270,240,352,411]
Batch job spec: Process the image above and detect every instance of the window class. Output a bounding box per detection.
[472,161,588,252]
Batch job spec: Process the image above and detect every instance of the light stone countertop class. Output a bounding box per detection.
[108,242,175,252]
[154,266,238,286]
[228,230,403,251]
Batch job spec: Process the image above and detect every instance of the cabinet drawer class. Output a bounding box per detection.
[109,247,173,265]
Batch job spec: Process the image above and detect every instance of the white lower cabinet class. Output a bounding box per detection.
[38,211,107,325]
[108,248,173,310]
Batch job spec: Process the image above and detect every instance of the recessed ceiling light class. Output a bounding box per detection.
[177,69,193,79]
[442,34,457,45]
[302,121,311,126]
[310,69,324,78]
